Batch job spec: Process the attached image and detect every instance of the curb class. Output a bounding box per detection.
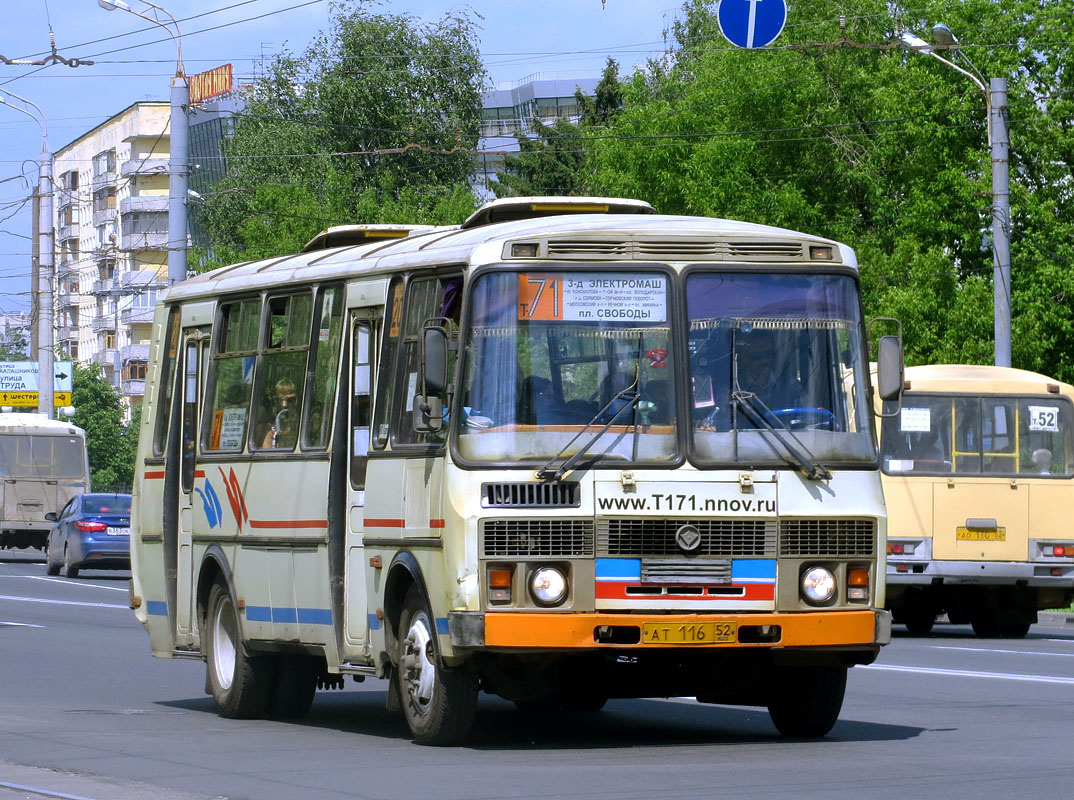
[1037,611,1074,629]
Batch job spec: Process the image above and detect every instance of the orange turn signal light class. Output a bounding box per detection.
[489,567,513,588]
[848,567,869,587]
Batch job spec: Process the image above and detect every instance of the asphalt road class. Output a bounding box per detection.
[2,549,1073,800]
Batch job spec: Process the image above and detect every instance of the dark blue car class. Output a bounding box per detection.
[44,493,132,578]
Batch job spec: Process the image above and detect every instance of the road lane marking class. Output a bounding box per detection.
[0,575,128,592]
[932,645,1074,658]
[0,780,97,800]
[0,594,128,610]
[861,663,1074,685]
[0,621,46,628]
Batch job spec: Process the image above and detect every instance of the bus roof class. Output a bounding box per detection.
[459,196,655,230]
[166,212,854,304]
[902,364,1074,396]
[0,412,86,436]
[301,224,439,253]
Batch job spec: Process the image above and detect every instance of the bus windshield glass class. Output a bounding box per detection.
[686,272,874,466]
[882,394,1074,476]
[456,269,678,465]
[0,434,87,479]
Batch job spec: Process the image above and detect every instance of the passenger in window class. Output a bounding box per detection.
[262,377,299,449]
[1032,448,1052,475]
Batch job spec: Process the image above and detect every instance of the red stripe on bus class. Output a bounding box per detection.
[430,519,445,528]
[144,471,165,480]
[194,470,206,478]
[364,518,406,528]
[594,582,775,602]
[248,519,328,529]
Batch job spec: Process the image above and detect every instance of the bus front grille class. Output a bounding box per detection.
[482,481,580,508]
[481,519,595,557]
[597,519,777,557]
[779,518,876,556]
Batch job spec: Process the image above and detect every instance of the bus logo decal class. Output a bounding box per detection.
[195,481,224,529]
[218,467,250,531]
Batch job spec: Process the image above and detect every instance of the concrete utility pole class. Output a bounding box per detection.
[30,188,40,357]
[0,89,53,417]
[97,0,188,285]
[899,23,1012,367]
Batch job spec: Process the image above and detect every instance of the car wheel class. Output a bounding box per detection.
[45,538,60,576]
[61,545,79,579]
[396,586,478,745]
[205,578,274,719]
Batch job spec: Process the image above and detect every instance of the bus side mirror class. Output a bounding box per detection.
[877,335,904,402]
[413,321,449,433]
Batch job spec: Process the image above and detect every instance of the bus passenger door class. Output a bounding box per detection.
[343,312,377,652]
[175,328,207,642]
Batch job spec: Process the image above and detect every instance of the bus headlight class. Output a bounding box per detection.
[529,566,568,607]
[800,566,836,605]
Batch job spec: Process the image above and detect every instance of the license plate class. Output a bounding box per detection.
[106,526,128,536]
[956,526,1005,542]
[642,621,737,645]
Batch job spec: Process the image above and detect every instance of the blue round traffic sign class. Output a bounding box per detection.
[717,0,787,49]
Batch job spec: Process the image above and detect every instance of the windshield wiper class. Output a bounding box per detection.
[536,379,641,482]
[731,390,832,481]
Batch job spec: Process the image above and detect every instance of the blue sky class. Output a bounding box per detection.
[0,0,676,314]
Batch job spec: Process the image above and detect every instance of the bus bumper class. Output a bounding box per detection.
[450,609,890,650]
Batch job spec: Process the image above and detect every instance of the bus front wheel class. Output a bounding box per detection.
[766,665,847,738]
[396,586,478,745]
[205,578,274,719]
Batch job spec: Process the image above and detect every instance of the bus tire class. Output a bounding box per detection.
[397,586,478,745]
[903,610,935,636]
[970,613,1000,638]
[766,665,847,738]
[267,654,318,720]
[999,622,1031,639]
[62,545,79,579]
[206,578,273,719]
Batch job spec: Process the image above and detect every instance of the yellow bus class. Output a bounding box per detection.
[879,364,1074,637]
[130,198,902,744]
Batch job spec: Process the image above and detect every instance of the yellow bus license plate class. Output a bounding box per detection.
[642,621,737,644]
[956,527,1006,542]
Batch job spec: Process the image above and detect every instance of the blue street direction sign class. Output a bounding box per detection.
[717,0,788,49]
[0,361,74,407]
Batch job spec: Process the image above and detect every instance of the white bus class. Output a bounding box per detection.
[131,198,902,744]
[0,412,90,552]
[879,364,1074,637]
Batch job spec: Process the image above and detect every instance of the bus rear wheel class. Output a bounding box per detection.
[766,665,847,738]
[396,586,478,745]
[205,578,274,719]
[267,654,318,719]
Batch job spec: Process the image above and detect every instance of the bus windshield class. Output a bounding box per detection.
[686,272,874,466]
[882,394,1074,476]
[0,434,87,479]
[456,269,678,465]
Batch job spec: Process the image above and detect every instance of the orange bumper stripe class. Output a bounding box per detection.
[484,610,878,649]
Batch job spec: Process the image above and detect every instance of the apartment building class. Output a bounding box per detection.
[52,102,172,411]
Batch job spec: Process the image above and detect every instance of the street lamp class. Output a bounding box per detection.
[0,89,55,418]
[898,22,1011,368]
[96,0,189,286]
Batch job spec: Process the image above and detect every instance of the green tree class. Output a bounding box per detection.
[0,328,29,361]
[70,362,139,491]
[198,1,487,268]
[582,1,1074,378]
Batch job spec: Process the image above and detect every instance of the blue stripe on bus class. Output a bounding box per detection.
[436,617,450,635]
[731,559,777,582]
[595,558,642,581]
[368,613,381,631]
[244,606,334,625]
[146,601,168,616]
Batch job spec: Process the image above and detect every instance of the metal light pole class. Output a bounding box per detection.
[96,0,188,286]
[0,90,54,418]
[898,23,1011,368]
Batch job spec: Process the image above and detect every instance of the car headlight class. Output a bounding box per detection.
[800,566,836,605]
[529,566,568,607]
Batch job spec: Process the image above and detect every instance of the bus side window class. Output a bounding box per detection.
[203,298,259,452]
[372,278,403,450]
[253,292,313,451]
[393,273,461,446]
[153,306,181,456]
[302,286,345,449]
[351,319,375,488]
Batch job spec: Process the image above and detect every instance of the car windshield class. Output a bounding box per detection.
[882,394,1074,476]
[456,269,678,466]
[686,272,875,466]
[84,495,132,514]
